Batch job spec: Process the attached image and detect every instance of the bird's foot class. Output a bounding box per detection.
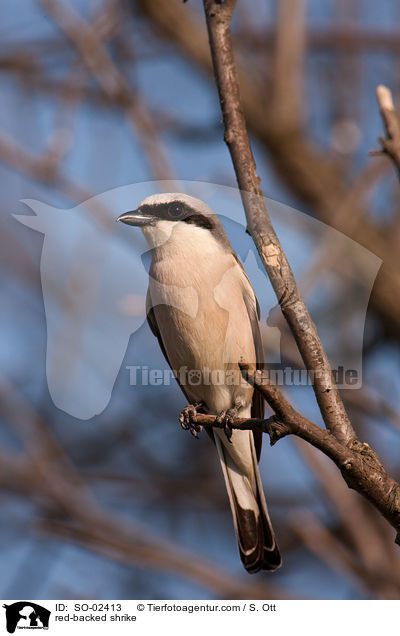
[179,401,205,439]
[216,399,245,442]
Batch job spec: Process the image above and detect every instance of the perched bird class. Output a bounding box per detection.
[117,193,281,573]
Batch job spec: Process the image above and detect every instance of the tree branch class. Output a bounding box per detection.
[200,1,400,544]
[138,0,400,343]
[194,368,400,544]
[375,84,400,180]
[202,0,354,446]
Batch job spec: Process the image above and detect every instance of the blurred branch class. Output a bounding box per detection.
[374,85,400,180]
[0,129,121,233]
[289,509,398,599]
[295,440,400,589]
[291,156,388,299]
[290,509,370,594]
[43,61,86,170]
[41,519,288,599]
[0,376,285,599]
[238,27,400,54]
[39,0,174,183]
[345,385,400,433]
[272,0,306,130]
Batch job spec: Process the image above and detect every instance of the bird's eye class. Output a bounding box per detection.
[168,203,184,219]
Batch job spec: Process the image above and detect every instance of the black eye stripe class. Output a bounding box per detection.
[184,214,214,230]
[139,202,215,230]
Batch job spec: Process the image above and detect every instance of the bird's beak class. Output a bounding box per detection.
[116,209,155,227]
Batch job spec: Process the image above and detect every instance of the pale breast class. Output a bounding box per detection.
[148,250,257,412]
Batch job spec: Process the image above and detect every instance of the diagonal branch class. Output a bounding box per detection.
[374,84,400,180]
[202,0,355,447]
[137,0,400,343]
[194,368,400,544]
[198,0,400,546]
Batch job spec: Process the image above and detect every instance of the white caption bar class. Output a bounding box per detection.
[1,599,396,635]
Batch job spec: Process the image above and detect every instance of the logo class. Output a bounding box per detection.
[13,181,381,418]
[2,602,50,633]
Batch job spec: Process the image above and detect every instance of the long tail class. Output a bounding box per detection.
[214,428,281,573]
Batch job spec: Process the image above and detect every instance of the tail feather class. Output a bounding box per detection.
[214,430,281,573]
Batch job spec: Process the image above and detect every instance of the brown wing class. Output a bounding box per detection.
[233,254,265,462]
[146,291,203,408]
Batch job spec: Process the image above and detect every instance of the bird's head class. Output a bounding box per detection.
[117,193,230,251]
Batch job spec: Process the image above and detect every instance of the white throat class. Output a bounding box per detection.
[142,220,225,261]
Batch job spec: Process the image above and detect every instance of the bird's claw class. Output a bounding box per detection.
[179,403,204,439]
[216,408,237,442]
